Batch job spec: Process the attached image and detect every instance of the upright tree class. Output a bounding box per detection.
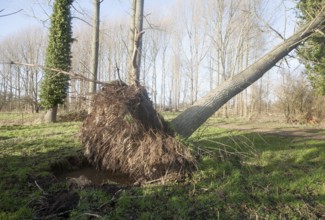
[40,0,73,122]
[297,0,325,95]
[88,0,101,113]
[127,0,144,85]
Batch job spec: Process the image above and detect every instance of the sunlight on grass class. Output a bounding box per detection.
[0,122,82,218]
[0,119,324,219]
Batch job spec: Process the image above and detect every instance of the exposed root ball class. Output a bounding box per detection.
[80,81,196,180]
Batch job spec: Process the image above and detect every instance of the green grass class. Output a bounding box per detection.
[0,122,81,219]
[0,112,40,124]
[0,117,324,219]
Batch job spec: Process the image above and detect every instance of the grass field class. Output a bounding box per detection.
[0,112,41,125]
[0,114,324,219]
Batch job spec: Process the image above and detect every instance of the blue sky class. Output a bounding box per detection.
[1,0,299,38]
[0,0,174,39]
[0,0,304,103]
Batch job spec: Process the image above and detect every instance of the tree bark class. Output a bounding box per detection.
[88,0,100,113]
[44,105,58,123]
[127,0,144,85]
[171,12,325,138]
[127,0,136,83]
[134,0,144,82]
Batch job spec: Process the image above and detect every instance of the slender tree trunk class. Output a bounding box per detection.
[243,35,250,118]
[259,78,263,114]
[127,0,144,85]
[209,52,213,91]
[134,0,144,81]
[9,64,13,111]
[266,72,270,114]
[88,0,100,113]
[171,12,325,138]
[127,0,136,82]
[243,89,248,117]
[44,105,58,123]
[160,46,167,111]
[17,66,21,110]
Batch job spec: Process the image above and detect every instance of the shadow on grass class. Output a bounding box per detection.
[0,136,15,140]
[88,128,325,219]
[0,123,82,218]
[0,122,133,219]
[0,123,324,219]
[183,129,325,218]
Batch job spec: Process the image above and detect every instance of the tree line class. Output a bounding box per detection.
[0,0,324,132]
[0,0,270,112]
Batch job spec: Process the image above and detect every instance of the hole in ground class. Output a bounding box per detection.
[51,154,135,186]
[31,154,135,219]
[57,167,135,185]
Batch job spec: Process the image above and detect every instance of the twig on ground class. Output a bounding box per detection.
[97,189,123,210]
[77,213,102,218]
[34,181,45,194]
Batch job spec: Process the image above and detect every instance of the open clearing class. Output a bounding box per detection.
[0,113,324,219]
[214,119,325,140]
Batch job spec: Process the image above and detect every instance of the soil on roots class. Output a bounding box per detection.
[80,81,196,181]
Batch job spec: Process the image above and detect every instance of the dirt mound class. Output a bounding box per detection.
[80,81,196,181]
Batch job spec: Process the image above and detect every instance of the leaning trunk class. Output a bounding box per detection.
[44,105,58,123]
[171,12,325,138]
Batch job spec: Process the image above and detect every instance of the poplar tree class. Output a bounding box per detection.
[40,0,73,122]
[88,0,101,113]
[127,0,144,86]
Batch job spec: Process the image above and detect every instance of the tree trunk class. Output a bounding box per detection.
[127,0,136,83]
[88,0,100,113]
[171,12,325,138]
[134,0,144,82]
[44,105,58,123]
[127,0,144,85]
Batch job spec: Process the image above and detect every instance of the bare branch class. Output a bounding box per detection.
[29,7,50,28]
[315,29,325,36]
[71,16,92,26]
[253,4,285,40]
[7,61,109,86]
[143,13,163,31]
[71,1,92,25]
[0,9,23,17]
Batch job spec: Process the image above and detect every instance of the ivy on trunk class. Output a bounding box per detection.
[40,0,73,122]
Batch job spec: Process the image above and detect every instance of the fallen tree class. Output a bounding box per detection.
[7,10,324,181]
[171,10,325,138]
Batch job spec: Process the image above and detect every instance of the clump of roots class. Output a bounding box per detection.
[80,81,196,181]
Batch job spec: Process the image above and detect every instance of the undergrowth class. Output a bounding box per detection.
[0,116,324,219]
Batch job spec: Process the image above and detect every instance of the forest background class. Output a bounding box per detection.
[0,0,323,123]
